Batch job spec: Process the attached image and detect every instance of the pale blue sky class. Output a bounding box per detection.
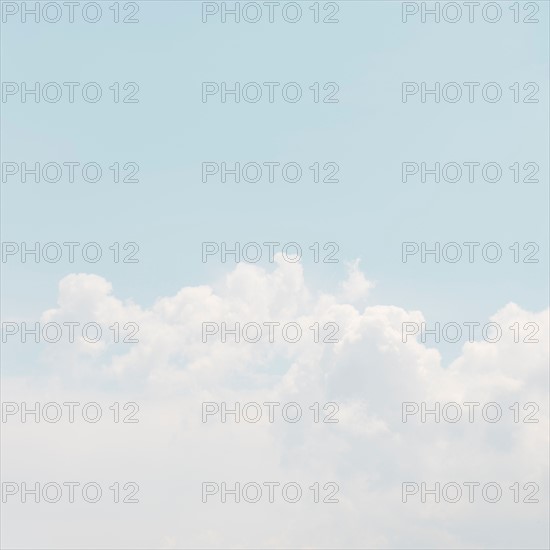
[2,0,549,345]
[1,3,549,549]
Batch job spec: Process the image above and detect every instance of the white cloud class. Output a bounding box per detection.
[2,259,548,549]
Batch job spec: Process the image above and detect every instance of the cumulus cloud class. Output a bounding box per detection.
[2,259,548,549]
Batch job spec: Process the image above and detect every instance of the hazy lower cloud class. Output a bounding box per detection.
[2,259,548,549]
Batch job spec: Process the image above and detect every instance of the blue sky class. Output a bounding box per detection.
[1,2,549,548]
[2,0,548,326]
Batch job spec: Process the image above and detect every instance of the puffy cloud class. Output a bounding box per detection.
[2,259,548,549]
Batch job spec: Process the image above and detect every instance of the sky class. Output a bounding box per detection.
[1,1,549,548]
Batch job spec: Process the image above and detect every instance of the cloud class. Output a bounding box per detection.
[2,259,548,549]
